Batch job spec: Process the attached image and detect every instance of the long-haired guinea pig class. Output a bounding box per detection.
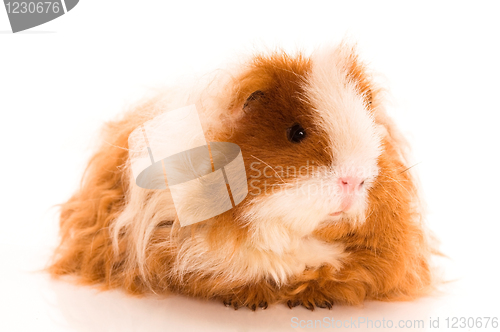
[49,43,438,310]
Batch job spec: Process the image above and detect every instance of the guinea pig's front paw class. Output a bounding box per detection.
[285,283,334,311]
[286,297,333,311]
[222,297,269,311]
[218,284,277,311]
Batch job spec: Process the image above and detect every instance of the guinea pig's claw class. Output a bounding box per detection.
[315,300,333,310]
[287,300,301,309]
[249,303,257,311]
[301,301,315,311]
[223,299,232,307]
[259,301,268,309]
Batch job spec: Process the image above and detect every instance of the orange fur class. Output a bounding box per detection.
[48,46,437,310]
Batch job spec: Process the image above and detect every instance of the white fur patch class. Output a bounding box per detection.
[305,46,382,170]
[172,227,346,285]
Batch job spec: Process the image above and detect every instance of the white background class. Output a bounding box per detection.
[1,1,499,331]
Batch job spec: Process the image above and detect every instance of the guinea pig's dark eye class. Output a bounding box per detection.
[243,90,264,109]
[287,124,306,143]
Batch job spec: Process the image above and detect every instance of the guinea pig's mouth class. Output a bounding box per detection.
[329,211,344,217]
[328,199,352,217]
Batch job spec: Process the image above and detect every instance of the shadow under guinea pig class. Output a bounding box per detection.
[43,276,440,332]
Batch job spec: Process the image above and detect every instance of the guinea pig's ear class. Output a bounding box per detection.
[226,64,273,121]
[242,90,265,112]
[346,57,374,108]
[337,44,376,109]
[222,88,265,127]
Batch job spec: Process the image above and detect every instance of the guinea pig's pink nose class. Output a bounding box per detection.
[338,176,365,194]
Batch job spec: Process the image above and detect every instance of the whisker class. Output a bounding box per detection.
[399,162,422,174]
[250,155,286,184]
[103,140,132,152]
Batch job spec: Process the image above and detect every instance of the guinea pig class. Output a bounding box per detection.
[49,43,437,310]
